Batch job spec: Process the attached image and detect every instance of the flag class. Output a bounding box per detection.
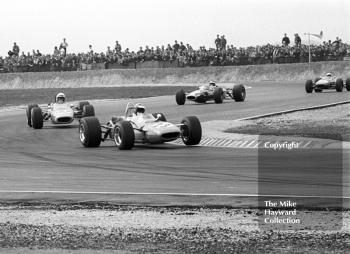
[310,31,323,40]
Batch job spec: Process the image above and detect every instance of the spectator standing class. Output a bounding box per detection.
[294,33,301,46]
[59,38,68,56]
[12,42,20,56]
[215,35,221,50]
[115,41,122,53]
[282,33,290,46]
[173,40,180,52]
[54,46,60,56]
[180,42,186,51]
[88,45,93,55]
[220,35,227,50]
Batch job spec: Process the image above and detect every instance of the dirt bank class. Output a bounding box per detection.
[1,61,349,89]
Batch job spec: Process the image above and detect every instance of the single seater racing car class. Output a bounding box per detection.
[175,81,246,105]
[79,102,202,150]
[305,73,350,93]
[26,92,95,129]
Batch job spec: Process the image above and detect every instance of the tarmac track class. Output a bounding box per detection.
[0,82,349,207]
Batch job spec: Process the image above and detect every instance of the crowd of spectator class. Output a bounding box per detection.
[0,34,349,73]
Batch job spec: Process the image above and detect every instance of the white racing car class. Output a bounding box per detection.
[79,102,202,150]
[26,92,95,129]
[175,81,246,105]
[305,73,350,93]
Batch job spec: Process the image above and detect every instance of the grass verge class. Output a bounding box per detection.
[0,86,196,107]
[225,104,350,141]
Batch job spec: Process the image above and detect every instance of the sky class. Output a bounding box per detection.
[0,0,349,56]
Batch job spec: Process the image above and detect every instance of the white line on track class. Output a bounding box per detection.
[236,100,350,121]
[0,190,348,199]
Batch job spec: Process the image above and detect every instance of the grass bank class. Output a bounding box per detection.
[225,104,350,141]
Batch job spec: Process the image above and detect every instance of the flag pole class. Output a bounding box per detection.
[308,33,311,63]
[304,32,311,64]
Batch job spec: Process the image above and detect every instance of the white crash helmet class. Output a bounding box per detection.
[134,103,146,114]
[209,80,216,86]
[56,92,66,103]
[326,73,332,77]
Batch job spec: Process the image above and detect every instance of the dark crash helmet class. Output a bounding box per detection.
[134,103,146,114]
[209,80,216,86]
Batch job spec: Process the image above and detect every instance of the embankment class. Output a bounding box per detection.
[1,61,349,89]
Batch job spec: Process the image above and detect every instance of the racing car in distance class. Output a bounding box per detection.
[305,73,350,93]
[26,92,95,129]
[175,81,246,105]
[79,102,202,150]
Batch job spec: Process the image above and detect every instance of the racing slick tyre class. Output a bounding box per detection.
[305,80,313,93]
[213,87,224,103]
[31,107,43,129]
[180,116,202,146]
[113,121,135,150]
[26,104,38,127]
[346,78,350,91]
[232,84,246,102]
[79,117,102,147]
[152,113,167,122]
[176,89,186,105]
[82,105,95,117]
[335,78,343,92]
[77,101,90,111]
[315,89,322,93]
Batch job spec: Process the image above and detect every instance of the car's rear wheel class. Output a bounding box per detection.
[77,101,90,111]
[213,87,224,103]
[305,80,313,93]
[232,84,246,102]
[335,78,343,92]
[180,116,202,145]
[113,121,135,150]
[31,107,43,129]
[82,105,95,117]
[79,117,102,147]
[152,113,167,122]
[175,89,186,105]
[26,104,38,127]
[345,78,350,91]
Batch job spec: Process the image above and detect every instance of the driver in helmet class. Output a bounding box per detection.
[200,81,217,94]
[209,80,217,90]
[325,73,333,81]
[56,92,66,104]
[134,103,146,115]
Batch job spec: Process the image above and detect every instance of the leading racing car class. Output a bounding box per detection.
[305,73,350,93]
[26,92,95,129]
[79,102,202,150]
[175,81,246,105]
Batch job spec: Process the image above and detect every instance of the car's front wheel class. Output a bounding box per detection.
[79,117,102,147]
[180,116,202,145]
[213,87,224,103]
[335,78,343,92]
[26,104,38,127]
[176,89,186,105]
[345,78,350,91]
[113,121,135,150]
[305,80,313,93]
[31,107,43,129]
[232,84,246,102]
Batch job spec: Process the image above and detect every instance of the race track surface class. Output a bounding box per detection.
[0,82,349,206]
